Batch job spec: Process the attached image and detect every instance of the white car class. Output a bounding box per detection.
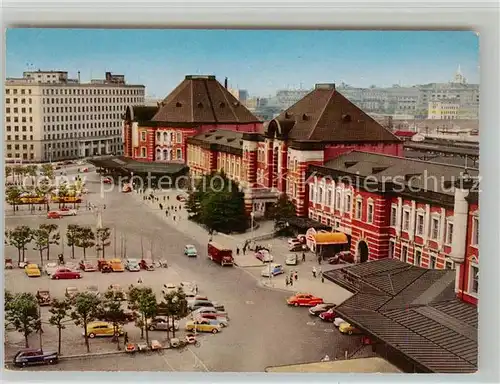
[125,258,140,272]
[192,307,229,320]
[184,245,198,257]
[163,283,177,294]
[288,238,301,247]
[285,254,298,266]
[256,250,273,263]
[64,262,78,271]
[58,209,77,216]
[180,281,198,295]
[44,262,58,276]
[334,318,346,327]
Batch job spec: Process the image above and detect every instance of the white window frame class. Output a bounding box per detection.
[471,215,479,247]
[318,186,324,205]
[431,216,440,241]
[388,239,395,259]
[414,248,422,266]
[176,132,182,143]
[401,244,409,263]
[390,205,397,227]
[429,253,437,269]
[367,200,374,224]
[335,189,341,210]
[355,197,362,220]
[445,220,454,245]
[444,258,455,270]
[416,212,425,236]
[140,147,146,158]
[402,208,410,231]
[309,184,315,203]
[327,188,333,207]
[140,131,146,141]
[345,193,352,215]
[469,262,479,296]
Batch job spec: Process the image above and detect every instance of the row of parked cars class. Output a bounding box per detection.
[286,293,362,335]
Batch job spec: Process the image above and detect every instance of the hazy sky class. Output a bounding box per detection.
[6,29,479,98]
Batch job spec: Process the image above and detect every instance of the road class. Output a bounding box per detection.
[5,167,364,372]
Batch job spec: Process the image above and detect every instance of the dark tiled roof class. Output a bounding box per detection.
[320,151,479,196]
[124,105,158,124]
[270,85,400,143]
[151,75,261,124]
[190,130,244,150]
[327,259,478,373]
[88,156,187,175]
[404,142,479,157]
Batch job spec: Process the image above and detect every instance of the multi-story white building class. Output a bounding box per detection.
[4,70,145,162]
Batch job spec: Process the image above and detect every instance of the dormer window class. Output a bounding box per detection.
[197,102,203,108]
[342,114,351,123]
[176,102,182,107]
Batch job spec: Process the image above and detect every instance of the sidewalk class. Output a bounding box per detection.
[131,189,353,304]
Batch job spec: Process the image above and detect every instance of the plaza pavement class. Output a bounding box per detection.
[4,166,372,371]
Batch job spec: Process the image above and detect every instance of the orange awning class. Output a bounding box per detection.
[313,232,348,245]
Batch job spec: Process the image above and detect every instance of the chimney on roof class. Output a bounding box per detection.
[224,77,228,89]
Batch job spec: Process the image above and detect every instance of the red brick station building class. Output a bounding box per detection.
[119,75,479,306]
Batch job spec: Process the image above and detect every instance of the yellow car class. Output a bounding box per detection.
[110,258,124,272]
[25,264,41,277]
[84,321,124,338]
[338,322,362,335]
[185,319,222,334]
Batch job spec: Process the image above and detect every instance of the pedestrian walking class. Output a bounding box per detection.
[318,266,322,275]
[165,210,168,217]
[312,266,317,278]
[289,276,293,286]
[321,274,325,283]
[124,332,129,344]
[159,203,163,210]
[173,215,176,221]
[294,271,298,281]
[302,252,306,262]
[285,276,289,287]
[163,196,166,201]
[167,195,170,200]
[242,246,246,255]
[236,247,240,256]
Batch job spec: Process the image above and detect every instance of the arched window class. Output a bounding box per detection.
[156,132,161,142]
[163,132,168,142]
[169,149,173,160]
[156,148,161,160]
[170,132,174,143]
[163,149,168,161]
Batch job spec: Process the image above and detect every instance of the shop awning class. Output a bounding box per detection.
[314,232,348,245]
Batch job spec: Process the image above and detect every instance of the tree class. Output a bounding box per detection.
[57,182,69,209]
[268,193,297,234]
[5,165,12,179]
[48,298,71,355]
[70,292,102,353]
[25,165,38,186]
[40,164,54,180]
[161,288,189,339]
[74,226,95,259]
[97,289,128,350]
[6,186,22,213]
[40,223,60,261]
[5,292,40,348]
[188,172,248,234]
[127,286,157,346]
[66,224,80,259]
[5,225,33,264]
[32,227,49,268]
[95,228,111,259]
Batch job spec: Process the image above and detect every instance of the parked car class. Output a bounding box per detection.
[65,286,79,299]
[109,258,124,272]
[85,285,100,297]
[44,262,58,276]
[36,290,51,306]
[64,262,79,271]
[25,264,41,277]
[180,281,198,295]
[185,319,221,334]
[85,321,123,338]
[58,209,77,216]
[288,238,302,248]
[52,268,82,280]
[163,283,178,295]
[339,322,362,335]
[47,211,61,219]
[255,250,273,263]
[319,308,337,322]
[188,299,215,311]
[125,258,140,272]
[139,259,155,271]
[148,317,179,331]
[79,260,97,272]
[211,301,226,312]
[333,317,346,327]
[184,244,198,257]
[13,349,58,367]
[102,176,113,184]
[285,254,298,266]
[309,303,336,316]
[191,307,229,320]
[286,293,324,307]
[261,263,285,277]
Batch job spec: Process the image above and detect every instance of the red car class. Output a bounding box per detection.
[319,308,337,322]
[139,259,155,271]
[102,177,112,184]
[287,293,324,307]
[51,268,82,280]
[47,211,61,219]
[79,260,97,272]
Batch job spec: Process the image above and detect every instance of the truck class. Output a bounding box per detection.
[207,242,234,266]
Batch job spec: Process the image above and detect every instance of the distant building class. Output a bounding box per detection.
[4,70,145,162]
[428,101,460,120]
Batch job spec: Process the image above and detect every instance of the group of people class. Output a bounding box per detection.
[312,266,325,282]
[285,270,298,287]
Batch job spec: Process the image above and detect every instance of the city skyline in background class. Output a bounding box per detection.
[6,29,479,98]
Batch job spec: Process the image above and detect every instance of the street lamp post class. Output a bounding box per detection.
[250,210,255,243]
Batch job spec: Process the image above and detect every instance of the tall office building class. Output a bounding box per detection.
[4,70,145,162]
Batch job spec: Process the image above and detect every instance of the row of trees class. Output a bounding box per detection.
[185,171,249,234]
[5,164,54,184]
[4,285,189,354]
[5,224,112,265]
